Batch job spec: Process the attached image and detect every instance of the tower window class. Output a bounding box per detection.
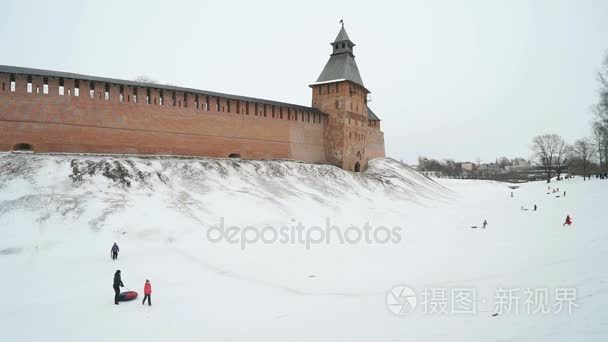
[42,77,48,94]
[9,74,16,91]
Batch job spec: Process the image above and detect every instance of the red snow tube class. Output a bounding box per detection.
[118,291,138,301]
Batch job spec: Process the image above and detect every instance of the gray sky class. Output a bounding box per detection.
[2,0,607,164]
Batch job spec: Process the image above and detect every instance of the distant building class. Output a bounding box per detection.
[461,162,476,172]
[479,163,506,175]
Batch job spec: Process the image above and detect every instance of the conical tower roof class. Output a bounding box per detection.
[334,25,351,42]
[314,25,365,89]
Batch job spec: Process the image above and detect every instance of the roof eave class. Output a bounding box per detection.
[0,64,325,114]
[309,79,370,93]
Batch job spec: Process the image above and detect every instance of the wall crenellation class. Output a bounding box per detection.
[0,26,385,171]
[0,72,326,126]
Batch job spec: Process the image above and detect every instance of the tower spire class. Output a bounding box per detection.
[313,24,365,89]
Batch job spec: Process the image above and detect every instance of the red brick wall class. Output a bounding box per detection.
[366,125,385,160]
[0,72,327,163]
[311,80,385,171]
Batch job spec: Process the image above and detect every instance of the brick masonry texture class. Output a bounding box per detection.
[0,71,384,171]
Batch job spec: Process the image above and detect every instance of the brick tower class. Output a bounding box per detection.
[311,24,371,172]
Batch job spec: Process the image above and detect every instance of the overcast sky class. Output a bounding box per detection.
[2,0,607,163]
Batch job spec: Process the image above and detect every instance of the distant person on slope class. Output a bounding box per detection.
[563,215,572,227]
[113,270,124,305]
[111,243,119,260]
[482,220,488,229]
[142,279,152,306]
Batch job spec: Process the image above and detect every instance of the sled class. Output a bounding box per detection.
[118,291,138,301]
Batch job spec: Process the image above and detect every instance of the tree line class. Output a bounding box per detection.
[531,51,608,182]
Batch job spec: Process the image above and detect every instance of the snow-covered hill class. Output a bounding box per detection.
[0,153,606,341]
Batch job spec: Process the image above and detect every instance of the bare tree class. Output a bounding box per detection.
[531,133,567,183]
[554,141,572,180]
[592,121,607,173]
[497,156,510,168]
[572,138,594,180]
[596,52,608,115]
[593,51,608,173]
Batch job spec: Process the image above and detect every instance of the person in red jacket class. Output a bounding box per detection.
[563,215,572,227]
[142,279,152,306]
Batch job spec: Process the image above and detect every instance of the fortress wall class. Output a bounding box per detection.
[0,72,327,163]
[365,125,385,160]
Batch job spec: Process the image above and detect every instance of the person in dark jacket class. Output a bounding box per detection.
[113,270,124,305]
[111,243,119,260]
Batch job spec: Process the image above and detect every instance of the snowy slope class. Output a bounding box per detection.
[0,153,606,341]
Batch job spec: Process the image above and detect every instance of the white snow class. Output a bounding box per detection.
[0,153,605,341]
